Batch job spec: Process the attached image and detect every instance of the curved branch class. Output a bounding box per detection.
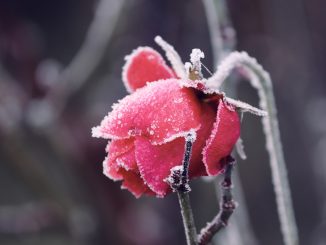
[206,51,299,245]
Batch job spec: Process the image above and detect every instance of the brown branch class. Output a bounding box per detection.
[198,156,237,245]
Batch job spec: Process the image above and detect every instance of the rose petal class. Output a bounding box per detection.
[103,139,136,179]
[93,79,202,144]
[116,147,137,171]
[120,170,153,198]
[134,136,186,197]
[203,100,240,176]
[102,156,123,181]
[122,47,176,92]
[103,144,154,198]
[106,139,134,161]
[189,103,216,177]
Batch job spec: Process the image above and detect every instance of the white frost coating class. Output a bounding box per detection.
[202,102,222,176]
[185,129,197,143]
[190,49,205,63]
[102,156,120,181]
[154,36,187,79]
[164,165,184,187]
[91,124,130,140]
[116,158,132,171]
[184,62,192,74]
[235,137,247,160]
[224,52,299,245]
[205,51,248,89]
[102,156,110,177]
[91,126,107,138]
[190,49,205,74]
[154,125,201,145]
[225,97,267,116]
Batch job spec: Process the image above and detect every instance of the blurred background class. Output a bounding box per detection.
[0,0,325,244]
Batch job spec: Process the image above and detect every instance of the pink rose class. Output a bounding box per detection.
[92,46,240,198]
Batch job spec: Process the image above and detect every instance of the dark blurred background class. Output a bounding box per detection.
[0,0,325,244]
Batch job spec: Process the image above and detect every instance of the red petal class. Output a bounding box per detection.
[122,47,176,92]
[102,156,123,181]
[103,146,154,198]
[134,136,185,197]
[106,139,134,161]
[189,103,216,177]
[116,147,138,171]
[93,79,201,144]
[203,101,240,176]
[120,170,153,198]
[103,139,136,179]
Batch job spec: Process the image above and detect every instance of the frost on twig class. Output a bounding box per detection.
[166,131,198,245]
[198,156,237,245]
[185,49,205,81]
[166,131,196,193]
[154,36,187,79]
[225,97,267,117]
[206,51,298,245]
[235,138,247,160]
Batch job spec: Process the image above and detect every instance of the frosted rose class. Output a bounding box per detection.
[92,46,240,198]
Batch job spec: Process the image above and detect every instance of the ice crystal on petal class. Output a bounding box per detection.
[94,79,202,144]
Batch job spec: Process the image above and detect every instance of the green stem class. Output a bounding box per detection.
[203,1,257,244]
[207,51,299,245]
[177,191,198,245]
[241,63,299,245]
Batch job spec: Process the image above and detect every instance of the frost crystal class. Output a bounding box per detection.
[185,130,197,143]
[190,49,205,70]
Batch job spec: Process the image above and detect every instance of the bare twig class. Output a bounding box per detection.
[202,1,257,244]
[205,51,299,245]
[198,157,236,245]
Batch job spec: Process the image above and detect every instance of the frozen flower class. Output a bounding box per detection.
[92,40,262,198]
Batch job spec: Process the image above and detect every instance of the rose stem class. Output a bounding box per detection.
[177,133,198,245]
[198,157,236,245]
[206,51,299,245]
[241,63,299,245]
[203,0,258,244]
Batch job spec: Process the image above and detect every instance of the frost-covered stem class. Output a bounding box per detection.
[166,133,198,244]
[155,36,187,79]
[203,0,224,65]
[178,192,198,245]
[181,133,195,186]
[241,64,299,245]
[176,133,198,245]
[198,158,236,245]
[203,1,257,244]
[207,52,299,245]
[203,0,236,66]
